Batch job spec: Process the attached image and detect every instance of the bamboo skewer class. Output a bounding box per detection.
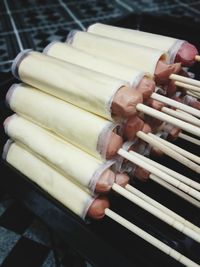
[170,73,200,88]
[118,148,200,201]
[136,104,200,137]
[187,90,200,99]
[195,55,200,62]
[175,81,200,93]
[176,109,200,120]
[148,133,200,165]
[105,209,199,267]
[126,184,200,234]
[136,131,200,173]
[178,132,200,146]
[131,151,200,191]
[149,174,200,208]
[151,92,200,118]
[112,184,200,243]
[162,107,200,127]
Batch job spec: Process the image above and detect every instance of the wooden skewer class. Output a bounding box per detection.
[176,109,200,120]
[149,174,200,208]
[112,184,200,243]
[195,55,200,62]
[175,81,200,93]
[187,90,200,99]
[126,184,200,234]
[136,103,200,137]
[118,148,200,201]
[105,209,199,267]
[162,107,200,127]
[151,92,200,118]
[131,151,200,191]
[170,73,200,88]
[137,131,200,174]
[148,133,200,165]
[178,132,200,146]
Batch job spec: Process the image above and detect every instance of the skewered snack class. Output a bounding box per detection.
[67,30,181,83]
[44,42,155,100]
[87,23,198,66]
[11,50,142,121]
[6,84,123,160]
[3,142,200,267]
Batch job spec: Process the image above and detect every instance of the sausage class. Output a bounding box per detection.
[127,140,150,182]
[87,196,110,220]
[115,173,130,188]
[166,125,181,142]
[106,131,123,159]
[123,115,144,141]
[95,169,115,193]
[145,99,165,111]
[143,115,163,132]
[112,86,143,119]
[134,167,150,182]
[141,123,152,134]
[155,60,181,84]
[175,42,198,67]
[135,77,155,100]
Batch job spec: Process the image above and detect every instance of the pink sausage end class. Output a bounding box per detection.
[87,196,110,220]
[95,169,115,193]
[115,173,130,188]
[175,42,198,67]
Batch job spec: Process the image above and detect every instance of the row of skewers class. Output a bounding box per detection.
[2,23,200,266]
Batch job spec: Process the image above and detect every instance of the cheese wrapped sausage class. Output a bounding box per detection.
[3,141,109,220]
[44,41,154,99]
[67,30,181,83]
[88,23,198,66]
[6,84,123,160]
[12,50,139,121]
[4,115,116,193]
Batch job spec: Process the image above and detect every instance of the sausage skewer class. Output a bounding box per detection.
[87,23,198,67]
[44,41,199,117]
[6,84,123,160]
[3,142,199,267]
[67,30,181,83]
[11,51,200,138]
[3,140,200,246]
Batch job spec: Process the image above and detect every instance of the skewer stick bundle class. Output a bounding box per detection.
[170,73,200,88]
[162,107,200,127]
[118,148,200,200]
[137,131,200,173]
[175,81,200,93]
[148,133,200,165]
[126,184,200,234]
[134,151,200,191]
[151,92,200,118]
[136,104,200,137]
[149,174,200,208]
